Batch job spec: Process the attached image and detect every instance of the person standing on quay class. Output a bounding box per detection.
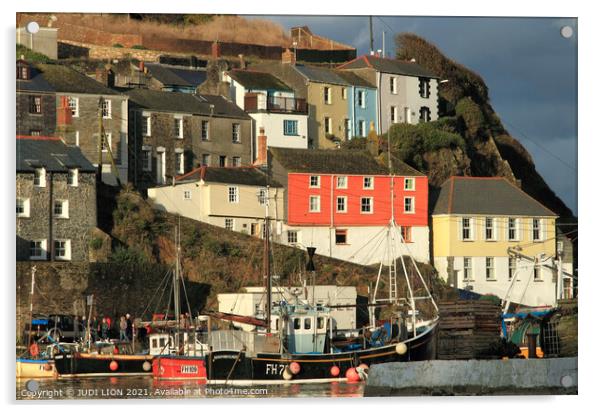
[101,317,109,340]
[126,313,133,341]
[119,316,128,341]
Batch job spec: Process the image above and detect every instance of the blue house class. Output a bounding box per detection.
[336,71,378,139]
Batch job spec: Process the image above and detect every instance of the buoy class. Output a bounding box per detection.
[345,367,359,382]
[289,362,301,375]
[282,367,293,380]
[29,343,39,357]
[357,363,369,371]
[395,342,407,355]
[330,365,340,377]
[142,361,151,371]
[109,360,119,371]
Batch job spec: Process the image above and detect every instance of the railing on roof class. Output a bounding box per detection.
[244,93,307,114]
[202,330,280,354]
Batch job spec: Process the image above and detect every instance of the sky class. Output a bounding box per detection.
[250,15,578,215]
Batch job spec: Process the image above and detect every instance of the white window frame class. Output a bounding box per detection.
[142,146,153,172]
[344,119,351,139]
[68,97,79,117]
[404,197,415,214]
[17,198,30,218]
[400,226,412,243]
[486,257,496,280]
[360,197,373,214]
[463,257,473,281]
[232,156,241,167]
[357,89,365,108]
[309,195,321,213]
[532,218,544,241]
[287,230,298,245]
[342,87,347,100]
[29,239,47,260]
[335,229,348,245]
[309,175,320,188]
[53,239,71,261]
[484,217,496,241]
[390,77,397,94]
[175,151,185,174]
[232,123,241,143]
[183,190,192,200]
[174,117,184,139]
[358,120,366,137]
[390,106,398,123]
[508,257,518,281]
[324,117,332,134]
[102,99,112,119]
[53,199,69,219]
[228,186,239,204]
[201,120,210,141]
[102,132,112,153]
[336,176,347,189]
[404,177,415,191]
[34,168,46,187]
[324,87,332,104]
[224,218,235,231]
[67,168,79,187]
[461,217,474,241]
[75,130,80,146]
[142,114,151,137]
[508,217,520,241]
[533,263,542,281]
[258,188,268,206]
[363,176,374,189]
[336,196,347,213]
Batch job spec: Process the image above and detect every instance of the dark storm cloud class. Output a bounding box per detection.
[249,15,578,213]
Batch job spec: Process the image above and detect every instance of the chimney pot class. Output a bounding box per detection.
[282,48,296,65]
[212,41,221,59]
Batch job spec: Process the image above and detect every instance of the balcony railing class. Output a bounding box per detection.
[244,93,307,114]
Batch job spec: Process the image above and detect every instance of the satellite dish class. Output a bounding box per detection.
[25,21,40,34]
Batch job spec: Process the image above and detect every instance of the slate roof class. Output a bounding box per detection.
[294,64,350,86]
[16,64,54,93]
[125,89,250,119]
[338,55,439,79]
[16,136,96,173]
[334,70,376,88]
[228,70,292,91]
[145,63,207,88]
[33,63,121,95]
[176,166,282,187]
[270,148,424,176]
[432,176,557,217]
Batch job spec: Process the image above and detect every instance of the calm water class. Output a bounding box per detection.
[16,377,365,400]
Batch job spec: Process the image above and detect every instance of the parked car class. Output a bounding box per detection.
[23,314,86,344]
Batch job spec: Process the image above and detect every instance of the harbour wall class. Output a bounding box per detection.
[365,358,578,396]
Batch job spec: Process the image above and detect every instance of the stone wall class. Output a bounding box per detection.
[59,23,142,48]
[16,92,56,136]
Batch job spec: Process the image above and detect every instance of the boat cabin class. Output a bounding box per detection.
[272,304,332,354]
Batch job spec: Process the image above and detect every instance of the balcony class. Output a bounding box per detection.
[244,93,307,114]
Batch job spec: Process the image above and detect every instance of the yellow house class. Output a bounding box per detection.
[432,177,570,307]
[148,166,285,237]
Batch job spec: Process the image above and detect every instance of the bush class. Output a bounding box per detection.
[16,44,51,63]
[112,43,124,48]
[340,137,367,150]
[110,245,148,265]
[89,237,104,251]
[131,45,148,50]
[455,97,486,139]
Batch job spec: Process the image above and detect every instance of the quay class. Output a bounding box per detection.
[365,357,577,396]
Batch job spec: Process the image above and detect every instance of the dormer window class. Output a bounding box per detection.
[17,63,30,80]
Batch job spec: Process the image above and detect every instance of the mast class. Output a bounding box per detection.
[369,16,374,54]
[27,266,37,351]
[263,186,272,333]
[173,217,181,351]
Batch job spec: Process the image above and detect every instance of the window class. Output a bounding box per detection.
[174,117,183,139]
[29,96,42,114]
[508,218,519,241]
[509,257,517,280]
[400,226,412,242]
[419,107,431,122]
[258,188,268,205]
[486,257,495,280]
[463,257,472,280]
[304,318,312,330]
[485,217,495,241]
[363,176,374,189]
[309,175,320,188]
[336,176,347,189]
[293,318,301,330]
[17,198,30,218]
[309,195,320,212]
[29,240,46,260]
[54,240,71,261]
[67,169,78,187]
[357,90,365,107]
[176,151,184,174]
[17,65,29,80]
[419,78,431,98]
[404,177,415,191]
[34,168,45,187]
[390,106,397,123]
[287,231,298,244]
[533,264,542,281]
[219,156,227,167]
[232,156,241,167]
[342,88,347,100]
[324,117,332,134]
[404,197,415,213]
[101,99,111,119]
[142,115,151,136]
[532,218,543,241]
[283,120,298,136]
[142,147,152,171]
[68,97,79,117]
[323,87,332,104]
[201,154,210,166]
[53,200,69,218]
[232,123,241,143]
[225,218,234,231]
[75,130,80,146]
[228,186,239,203]
[183,190,191,200]
[101,133,112,152]
[201,120,210,141]
[30,130,41,136]
[358,120,366,137]
[336,196,347,213]
[335,229,347,245]
[344,119,351,139]
[461,217,473,241]
[360,197,373,213]
[390,77,397,94]
[317,317,325,330]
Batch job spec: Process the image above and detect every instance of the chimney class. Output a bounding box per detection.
[282,48,296,65]
[238,54,246,70]
[138,61,145,72]
[95,67,115,88]
[212,41,221,59]
[254,127,268,167]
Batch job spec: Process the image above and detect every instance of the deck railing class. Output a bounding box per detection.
[244,94,307,114]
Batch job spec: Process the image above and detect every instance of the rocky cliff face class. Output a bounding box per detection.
[395,33,574,218]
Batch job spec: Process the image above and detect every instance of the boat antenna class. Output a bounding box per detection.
[173,216,181,352]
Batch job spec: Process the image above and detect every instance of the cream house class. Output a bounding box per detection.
[148,166,285,236]
[432,176,572,307]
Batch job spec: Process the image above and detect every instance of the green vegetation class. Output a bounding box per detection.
[112,43,124,48]
[16,44,51,63]
[131,45,148,50]
[455,97,486,140]
[89,237,104,251]
[109,245,149,265]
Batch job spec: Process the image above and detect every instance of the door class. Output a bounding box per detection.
[156,150,165,184]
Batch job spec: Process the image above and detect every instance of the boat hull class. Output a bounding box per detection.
[16,358,56,379]
[207,323,437,383]
[53,353,154,378]
[152,356,207,380]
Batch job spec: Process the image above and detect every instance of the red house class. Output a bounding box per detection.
[269,148,430,265]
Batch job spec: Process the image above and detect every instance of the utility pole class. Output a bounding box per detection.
[262,186,272,333]
[97,97,105,180]
[369,16,374,54]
